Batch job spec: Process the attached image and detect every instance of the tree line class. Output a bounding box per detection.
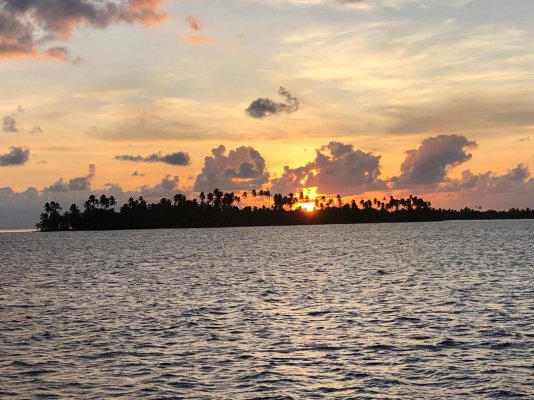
[36,189,534,231]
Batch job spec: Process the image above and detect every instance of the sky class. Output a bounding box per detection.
[0,0,533,227]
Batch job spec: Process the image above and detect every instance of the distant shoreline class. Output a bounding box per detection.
[0,228,37,233]
[6,217,534,233]
[34,191,533,232]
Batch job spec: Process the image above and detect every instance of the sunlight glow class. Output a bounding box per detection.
[299,202,316,212]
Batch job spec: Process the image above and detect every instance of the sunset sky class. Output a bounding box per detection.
[1,0,533,227]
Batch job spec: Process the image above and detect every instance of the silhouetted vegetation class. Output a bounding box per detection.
[36,190,534,231]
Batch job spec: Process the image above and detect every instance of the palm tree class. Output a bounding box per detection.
[213,188,223,209]
[222,192,235,209]
[84,195,98,211]
[265,190,271,208]
[100,194,110,209]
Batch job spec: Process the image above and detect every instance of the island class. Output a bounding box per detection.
[35,189,534,231]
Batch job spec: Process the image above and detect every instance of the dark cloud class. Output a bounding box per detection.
[271,141,385,195]
[0,146,30,166]
[45,164,95,192]
[245,87,300,118]
[393,134,477,186]
[132,170,145,177]
[194,145,270,191]
[0,0,167,59]
[115,151,191,166]
[2,115,17,133]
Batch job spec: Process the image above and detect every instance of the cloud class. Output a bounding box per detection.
[0,168,187,228]
[115,151,191,166]
[148,174,179,190]
[2,115,17,133]
[182,35,215,44]
[186,14,203,31]
[0,0,167,59]
[31,124,43,134]
[132,170,145,177]
[271,141,385,195]
[194,145,270,191]
[3,107,42,134]
[380,94,534,135]
[393,134,477,186]
[245,87,300,118]
[138,174,187,198]
[429,163,534,210]
[442,164,531,192]
[45,46,70,61]
[0,146,30,166]
[45,164,96,192]
[0,183,136,228]
[0,173,189,228]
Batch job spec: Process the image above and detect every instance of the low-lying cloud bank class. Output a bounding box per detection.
[0,165,188,228]
[45,164,96,192]
[1,135,532,227]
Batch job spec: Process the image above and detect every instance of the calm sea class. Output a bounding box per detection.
[1,221,533,399]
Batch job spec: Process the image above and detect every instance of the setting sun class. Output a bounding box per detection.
[299,202,316,212]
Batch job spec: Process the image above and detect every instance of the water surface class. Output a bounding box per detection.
[1,221,533,398]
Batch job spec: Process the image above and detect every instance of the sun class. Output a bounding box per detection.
[299,202,316,212]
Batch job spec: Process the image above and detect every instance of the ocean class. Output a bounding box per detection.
[1,220,532,398]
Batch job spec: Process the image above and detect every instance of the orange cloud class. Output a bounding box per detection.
[183,35,215,44]
[0,0,168,60]
[124,0,168,26]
